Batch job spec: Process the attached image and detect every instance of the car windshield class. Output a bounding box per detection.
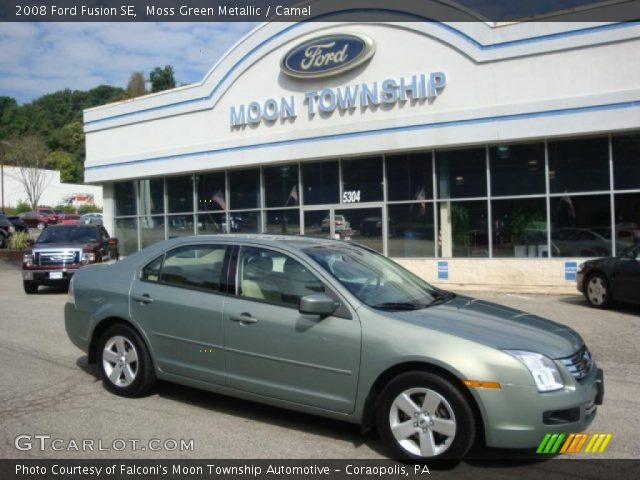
[37,226,97,244]
[303,244,450,310]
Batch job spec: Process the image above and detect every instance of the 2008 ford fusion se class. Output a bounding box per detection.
[65,235,604,460]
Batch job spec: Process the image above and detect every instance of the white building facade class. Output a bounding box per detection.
[83,20,640,293]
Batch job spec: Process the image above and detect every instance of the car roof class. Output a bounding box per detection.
[47,223,98,229]
[166,234,364,252]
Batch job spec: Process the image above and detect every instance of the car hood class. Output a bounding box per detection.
[33,242,97,249]
[390,295,583,359]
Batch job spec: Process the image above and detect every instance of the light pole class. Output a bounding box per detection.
[0,140,12,213]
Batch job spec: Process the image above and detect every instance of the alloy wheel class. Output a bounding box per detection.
[102,335,139,387]
[388,387,457,458]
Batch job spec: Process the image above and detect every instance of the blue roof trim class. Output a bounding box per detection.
[86,99,640,172]
[84,17,639,127]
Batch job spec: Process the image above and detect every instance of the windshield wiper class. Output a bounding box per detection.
[371,302,426,311]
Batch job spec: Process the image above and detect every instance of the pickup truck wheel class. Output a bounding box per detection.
[98,324,156,397]
[376,371,475,460]
[23,281,38,294]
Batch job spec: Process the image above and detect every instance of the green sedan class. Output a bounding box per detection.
[65,235,604,460]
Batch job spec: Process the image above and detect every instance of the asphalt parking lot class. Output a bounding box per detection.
[1,261,639,465]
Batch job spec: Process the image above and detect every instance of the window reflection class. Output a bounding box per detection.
[335,207,383,253]
[492,199,547,257]
[197,173,226,212]
[114,218,138,256]
[266,209,300,235]
[303,210,330,238]
[114,182,136,217]
[139,178,164,215]
[438,201,488,257]
[167,176,194,213]
[386,153,433,202]
[548,137,609,193]
[614,193,640,253]
[140,216,165,249]
[302,161,339,205]
[490,143,545,196]
[229,169,260,210]
[341,157,383,203]
[264,165,299,208]
[197,213,227,234]
[387,204,435,258]
[550,195,611,257]
[168,214,195,238]
[613,134,640,190]
[437,148,486,199]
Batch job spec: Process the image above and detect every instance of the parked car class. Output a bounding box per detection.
[65,235,603,461]
[321,215,350,232]
[22,224,119,294]
[0,215,15,248]
[576,243,640,308]
[80,213,103,225]
[36,207,59,225]
[60,214,81,224]
[19,211,50,230]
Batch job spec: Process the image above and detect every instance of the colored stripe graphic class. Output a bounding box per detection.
[539,433,612,455]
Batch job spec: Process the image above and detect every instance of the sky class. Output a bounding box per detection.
[0,22,257,104]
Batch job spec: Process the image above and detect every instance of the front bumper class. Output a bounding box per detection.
[23,268,78,283]
[478,366,604,449]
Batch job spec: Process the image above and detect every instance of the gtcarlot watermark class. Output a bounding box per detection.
[14,434,194,452]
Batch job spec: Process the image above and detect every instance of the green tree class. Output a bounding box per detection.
[48,150,79,183]
[149,66,176,93]
[127,72,147,98]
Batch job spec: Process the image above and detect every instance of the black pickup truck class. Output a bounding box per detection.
[22,224,119,294]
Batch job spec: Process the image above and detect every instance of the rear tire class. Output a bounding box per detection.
[23,281,38,294]
[97,324,156,397]
[376,371,476,461]
[585,273,612,309]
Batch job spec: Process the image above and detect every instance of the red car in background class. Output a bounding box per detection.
[19,211,49,229]
[35,208,59,225]
[60,214,81,224]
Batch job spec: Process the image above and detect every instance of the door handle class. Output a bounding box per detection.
[230,313,258,324]
[132,293,154,304]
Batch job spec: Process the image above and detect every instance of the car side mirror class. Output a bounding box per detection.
[108,238,118,246]
[299,294,338,317]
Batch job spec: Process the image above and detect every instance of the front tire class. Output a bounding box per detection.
[585,273,612,309]
[376,371,476,461]
[97,324,156,397]
[23,281,38,294]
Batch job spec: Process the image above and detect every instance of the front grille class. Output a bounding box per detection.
[560,345,593,380]
[35,249,80,266]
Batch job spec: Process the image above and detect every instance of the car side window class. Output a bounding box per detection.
[238,247,325,309]
[153,244,227,292]
[142,255,163,282]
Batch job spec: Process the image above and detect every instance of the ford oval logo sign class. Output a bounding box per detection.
[281,33,375,79]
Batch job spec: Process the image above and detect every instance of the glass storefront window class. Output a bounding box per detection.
[490,143,545,196]
[197,212,227,234]
[614,193,640,253]
[196,172,226,212]
[548,137,609,193]
[341,157,383,203]
[264,165,299,208]
[335,207,383,253]
[114,218,138,256]
[303,210,330,238]
[437,147,486,199]
[138,178,164,216]
[114,182,136,217]
[140,216,165,249]
[550,195,611,257]
[167,214,195,238]
[438,201,489,257]
[229,168,260,210]
[265,209,300,235]
[387,203,435,258]
[166,175,194,213]
[613,133,640,190]
[386,152,433,202]
[302,161,339,205]
[491,198,547,257]
[231,211,261,233]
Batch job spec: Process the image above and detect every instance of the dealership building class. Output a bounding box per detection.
[83,19,640,292]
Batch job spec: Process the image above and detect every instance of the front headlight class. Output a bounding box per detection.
[578,262,585,272]
[506,350,564,392]
[23,253,34,267]
[81,252,95,264]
